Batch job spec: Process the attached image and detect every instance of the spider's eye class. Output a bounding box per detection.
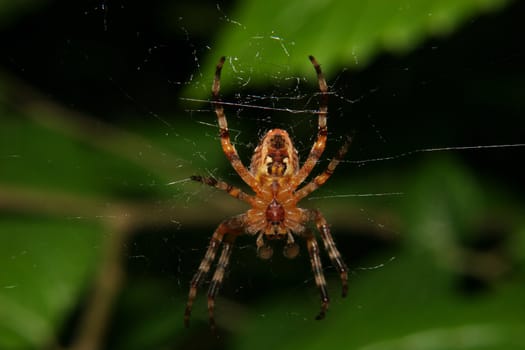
[269,134,285,149]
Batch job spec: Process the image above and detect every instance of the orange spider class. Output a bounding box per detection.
[185,56,351,330]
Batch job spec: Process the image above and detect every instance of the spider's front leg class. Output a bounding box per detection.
[184,215,244,330]
[291,55,329,187]
[212,56,258,190]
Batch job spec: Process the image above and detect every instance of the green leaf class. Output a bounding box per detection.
[0,116,163,198]
[191,0,510,95]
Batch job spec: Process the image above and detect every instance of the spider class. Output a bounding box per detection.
[184,56,351,330]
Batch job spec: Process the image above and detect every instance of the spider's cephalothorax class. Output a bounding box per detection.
[185,56,351,331]
[251,129,299,179]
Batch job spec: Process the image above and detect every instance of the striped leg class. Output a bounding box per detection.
[184,215,244,327]
[294,135,351,201]
[207,241,234,331]
[311,209,348,297]
[212,57,257,189]
[292,55,329,187]
[191,175,254,204]
[304,230,330,320]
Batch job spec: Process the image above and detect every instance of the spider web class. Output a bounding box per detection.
[84,0,523,318]
[167,4,524,325]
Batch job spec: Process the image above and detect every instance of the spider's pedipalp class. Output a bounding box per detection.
[283,231,300,259]
[256,232,274,259]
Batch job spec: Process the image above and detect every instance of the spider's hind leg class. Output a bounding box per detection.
[184,215,244,329]
[311,209,349,297]
[207,239,235,331]
[302,229,330,320]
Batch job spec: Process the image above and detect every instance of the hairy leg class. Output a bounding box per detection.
[191,175,254,204]
[212,57,257,189]
[310,209,348,297]
[294,135,351,201]
[292,55,329,187]
[303,230,330,320]
[207,241,234,331]
[184,215,244,327]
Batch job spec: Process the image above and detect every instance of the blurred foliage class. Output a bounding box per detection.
[0,0,43,28]
[0,0,524,349]
[0,218,104,348]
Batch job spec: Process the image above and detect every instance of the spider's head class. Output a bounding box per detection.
[250,129,299,178]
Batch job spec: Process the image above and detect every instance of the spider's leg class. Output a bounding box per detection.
[294,135,351,201]
[212,57,257,189]
[191,175,254,204]
[303,230,330,320]
[207,239,234,331]
[310,209,349,297]
[292,56,329,187]
[184,215,244,328]
[184,229,223,327]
